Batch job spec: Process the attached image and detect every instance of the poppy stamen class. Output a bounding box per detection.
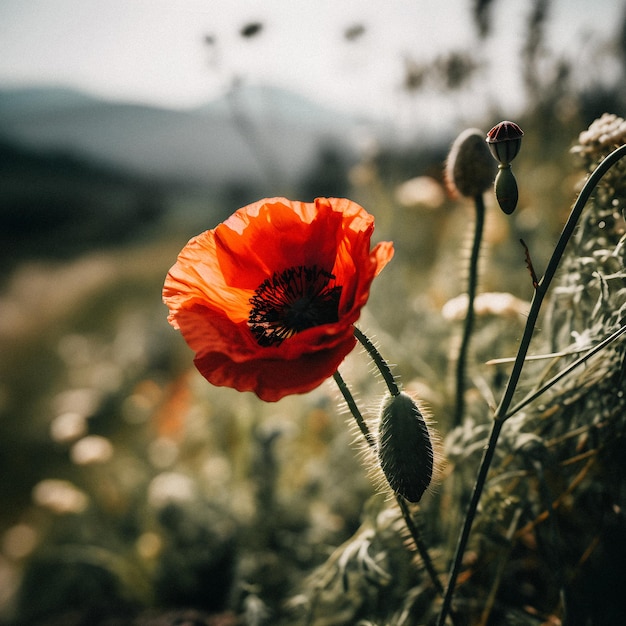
[248,265,343,347]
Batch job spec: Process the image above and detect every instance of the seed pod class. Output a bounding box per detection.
[377,392,433,503]
[494,165,519,215]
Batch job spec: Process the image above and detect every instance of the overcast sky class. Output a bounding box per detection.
[0,0,622,128]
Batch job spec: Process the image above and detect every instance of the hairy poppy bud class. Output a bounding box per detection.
[445,128,496,199]
[486,120,524,166]
[377,392,434,503]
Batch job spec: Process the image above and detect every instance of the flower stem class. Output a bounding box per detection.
[332,371,374,447]
[437,143,626,626]
[332,368,444,598]
[353,326,399,396]
[437,418,503,626]
[395,494,445,596]
[453,194,486,427]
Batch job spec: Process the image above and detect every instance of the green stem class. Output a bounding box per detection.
[453,194,486,427]
[437,418,503,625]
[395,494,445,597]
[437,144,626,626]
[333,371,374,447]
[353,326,399,396]
[332,366,445,600]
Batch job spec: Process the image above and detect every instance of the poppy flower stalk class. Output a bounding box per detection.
[163,197,393,402]
[445,128,495,427]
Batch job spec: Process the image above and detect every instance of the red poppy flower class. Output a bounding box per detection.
[163,197,394,402]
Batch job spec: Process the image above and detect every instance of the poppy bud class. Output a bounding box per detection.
[494,165,519,215]
[486,120,524,166]
[377,392,434,503]
[445,128,496,199]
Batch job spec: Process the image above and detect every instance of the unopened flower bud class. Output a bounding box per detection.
[486,121,524,166]
[445,128,496,199]
[377,391,434,503]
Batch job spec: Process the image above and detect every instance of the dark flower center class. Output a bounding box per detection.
[248,265,343,347]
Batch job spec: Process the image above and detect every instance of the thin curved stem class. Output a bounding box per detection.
[453,194,486,427]
[353,326,399,396]
[333,371,374,447]
[395,495,444,596]
[437,144,626,626]
[496,144,626,421]
[437,419,503,625]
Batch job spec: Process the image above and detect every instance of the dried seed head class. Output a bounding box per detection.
[486,120,524,166]
[377,392,434,503]
[445,128,496,199]
[573,113,626,155]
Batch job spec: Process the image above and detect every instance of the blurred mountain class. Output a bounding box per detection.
[0,86,97,115]
[0,84,380,187]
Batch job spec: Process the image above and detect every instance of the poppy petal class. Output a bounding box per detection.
[215,198,343,289]
[194,334,358,402]
[163,231,252,324]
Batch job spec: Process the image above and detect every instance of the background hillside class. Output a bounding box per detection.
[0,84,399,272]
[0,84,384,188]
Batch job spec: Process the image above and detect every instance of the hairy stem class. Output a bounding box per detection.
[437,144,626,626]
[453,194,486,427]
[353,326,399,396]
[332,371,374,447]
[395,495,445,596]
